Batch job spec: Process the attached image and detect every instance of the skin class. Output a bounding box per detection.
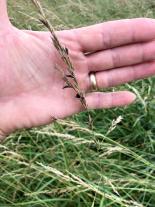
[0,0,155,139]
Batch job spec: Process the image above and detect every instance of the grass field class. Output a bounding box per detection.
[1,0,155,206]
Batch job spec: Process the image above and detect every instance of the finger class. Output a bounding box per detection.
[87,40,155,72]
[74,18,155,53]
[95,61,155,89]
[0,130,5,141]
[86,91,136,109]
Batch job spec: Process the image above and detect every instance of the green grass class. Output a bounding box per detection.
[1,0,155,206]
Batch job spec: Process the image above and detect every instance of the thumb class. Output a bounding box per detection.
[0,0,10,26]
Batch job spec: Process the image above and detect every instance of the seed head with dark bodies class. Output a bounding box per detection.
[32,0,93,127]
[32,0,88,110]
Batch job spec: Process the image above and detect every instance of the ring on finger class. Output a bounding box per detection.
[89,72,98,91]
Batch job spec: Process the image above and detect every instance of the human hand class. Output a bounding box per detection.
[1,3,155,138]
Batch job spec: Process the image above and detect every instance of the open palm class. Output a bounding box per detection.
[1,8,155,137]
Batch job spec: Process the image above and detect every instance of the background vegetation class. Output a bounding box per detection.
[1,0,155,206]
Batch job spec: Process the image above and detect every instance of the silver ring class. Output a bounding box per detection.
[89,72,98,90]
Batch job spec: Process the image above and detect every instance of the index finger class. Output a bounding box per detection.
[74,18,155,53]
